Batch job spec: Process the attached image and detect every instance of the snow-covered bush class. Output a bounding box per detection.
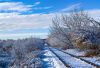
[12,37,44,67]
[48,9,100,56]
[48,32,72,49]
[0,40,14,56]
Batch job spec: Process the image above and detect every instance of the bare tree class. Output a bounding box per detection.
[48,9,100,55]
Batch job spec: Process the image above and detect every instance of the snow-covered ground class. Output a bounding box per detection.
[64,49,86,56]
[63,49,100,66]
[50,48,96,68]
[82,57,100,66]
[42,48,67,68]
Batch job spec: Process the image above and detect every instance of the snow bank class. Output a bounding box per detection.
[64,49,86,56]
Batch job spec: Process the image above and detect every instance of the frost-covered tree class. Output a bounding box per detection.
[48,9,100,56]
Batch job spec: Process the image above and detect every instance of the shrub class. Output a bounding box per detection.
[85,50,100,57]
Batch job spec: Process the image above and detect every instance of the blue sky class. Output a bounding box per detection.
[0,0,100,39]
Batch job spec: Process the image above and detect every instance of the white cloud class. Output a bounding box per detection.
[0,9,100,31]
[33,2,40,6]
[0,1,41,12]
[86,9,100,20]
[0,12,54,31]
[61,3,81,12]
[0,33,48,39]
[33,6,52,10]
[0,2,32,12]
[61,3,100,20]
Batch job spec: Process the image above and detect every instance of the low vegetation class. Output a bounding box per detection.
[0,38,44,68]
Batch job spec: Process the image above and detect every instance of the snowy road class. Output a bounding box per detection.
[40,47,67,68]
[63,49,100,67]
[49,47,97,68]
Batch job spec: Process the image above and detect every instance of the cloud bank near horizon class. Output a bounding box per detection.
[0,1,100,39]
